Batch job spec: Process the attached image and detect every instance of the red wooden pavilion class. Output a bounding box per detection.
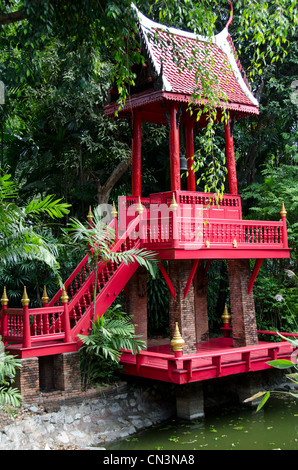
[0,4,294,404]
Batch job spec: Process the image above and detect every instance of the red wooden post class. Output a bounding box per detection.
[132,110,142,197]
[61,288,71,343]
[185,118,196,191]
[224,117,238,195]
[169,103,181,191]
[22,286,31,349]
[281,202,288,249]
[1,287,9,342]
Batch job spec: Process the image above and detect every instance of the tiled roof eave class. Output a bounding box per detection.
[104,90,259,118]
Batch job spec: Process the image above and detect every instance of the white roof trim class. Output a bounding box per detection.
[215,28,259,107]
[131,3,259,106]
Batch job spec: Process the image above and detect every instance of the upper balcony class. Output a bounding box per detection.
[119,190,290,260]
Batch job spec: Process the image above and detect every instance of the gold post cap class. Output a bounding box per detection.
[41,285,49,304]
[21,286,30,306]
[111,201,118,218]
[221,303,231,324]
[170,193,178,211]
[87,206,94,221]
[1,286,9,306]
[61,287,69,304]
[137,197,144,215]
[281,202,287,218]
[170,322,185,352]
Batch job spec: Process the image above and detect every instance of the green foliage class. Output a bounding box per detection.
[0,172,70,281]
[245,333,298,412]
[147,269,169,337]
[78,304,146,387]
[0,337,22,410]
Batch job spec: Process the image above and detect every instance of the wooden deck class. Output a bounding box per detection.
[120,337,294,384]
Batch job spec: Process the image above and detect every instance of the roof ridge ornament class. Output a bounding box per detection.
[226,0,233,31]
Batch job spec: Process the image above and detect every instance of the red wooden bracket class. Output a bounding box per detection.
[248,259,263,294]
[158,263,176,299]
[204,260,211,275]
[184,259,200,299]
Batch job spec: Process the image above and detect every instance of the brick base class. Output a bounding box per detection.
[125,267,148,345]
[194,260,209,342]
[168,260,197,354]
[228,259,258,347]
[53,351,81,393]
[15,357,40,402]
[15,352,81,402]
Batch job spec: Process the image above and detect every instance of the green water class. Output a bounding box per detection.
[108,397,298,451]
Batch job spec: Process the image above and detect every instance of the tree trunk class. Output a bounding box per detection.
[97,156,132,204]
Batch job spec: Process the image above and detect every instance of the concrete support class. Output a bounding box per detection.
[228,259,258,347]
[168,260,197,354]
[125,268,148,346]
[176,382,205,420]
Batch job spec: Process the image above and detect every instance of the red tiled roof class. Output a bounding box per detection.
[135,7,259,114]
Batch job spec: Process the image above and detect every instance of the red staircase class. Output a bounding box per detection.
[1,215,143,359]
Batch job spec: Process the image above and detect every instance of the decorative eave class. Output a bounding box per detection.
[105,4,259,120]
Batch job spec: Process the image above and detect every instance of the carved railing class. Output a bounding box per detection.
[0,213,144,348]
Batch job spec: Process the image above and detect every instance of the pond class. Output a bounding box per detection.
[107,396,298,451]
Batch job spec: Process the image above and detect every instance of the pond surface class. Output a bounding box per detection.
[107,397,298,451]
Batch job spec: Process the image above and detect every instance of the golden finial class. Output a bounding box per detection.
[1,287,9,306]
[87,206,94,221]
[41,286,49,305]
[281,202,287,218]
[137,197,144,215]
[61,287,69,304]
[221,303,231,325]
[21,286,30,306]
[233,237,238,248]
[170,193,178,211]
[205,238,210,248]
[170,322,185,352]
[111,201,118,218]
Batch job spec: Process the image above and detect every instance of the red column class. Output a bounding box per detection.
[22,287,31,349]
[185,118,196,191]
[224,118,238,195]
[132,111,142,197]
[169,102,181,191]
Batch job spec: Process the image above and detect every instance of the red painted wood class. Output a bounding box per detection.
[119,336,294,384]
[184,259,200,299]
[132,111,142,197]
[158,262,176,299]
[248,259,263,294]
[224,118,238,195]
[185,118,196,191]
[169,103,181,191]
[22,303,31,349]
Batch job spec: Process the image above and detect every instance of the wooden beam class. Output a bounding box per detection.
[132,111,142,197]
[158,262,176,299]
[184,259,200,299]
[248,259,263,294]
